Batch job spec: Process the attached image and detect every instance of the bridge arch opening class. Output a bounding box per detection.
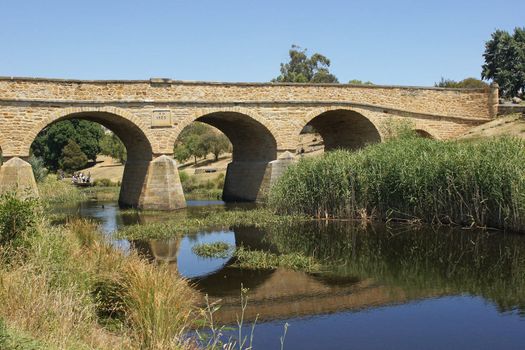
[29,111,153,207]
[298,109,381,155]
[175,111,277,202]
[414,129,434,139]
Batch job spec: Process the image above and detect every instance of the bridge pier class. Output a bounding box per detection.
[223,151,296,202]
[0,157,39,197]
[131,155,186,210]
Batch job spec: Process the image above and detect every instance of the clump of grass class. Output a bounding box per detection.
[269,135,525,232]
[38,176,87,204]
[0,318,48,350]
[192,241,232,258]
[0,200,196,349]
[93,178,120,187]
[117,208,306,240]
[233,246,321,272]
[181,172,225,200]
[118,258,195,349]
[0,193,38,245]
[82,186,120,201]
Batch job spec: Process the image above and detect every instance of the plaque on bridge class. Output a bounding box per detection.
[151,110,172,128]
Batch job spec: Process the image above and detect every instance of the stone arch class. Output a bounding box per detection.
[301,107,382,151]
[24,106,155,207]
[170,107,280,160]
[22,106,153,159]
[412,124,441,140]
[414,129,434,139]
[172,108,278,202]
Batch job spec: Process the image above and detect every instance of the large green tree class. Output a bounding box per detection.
[31,120,104,170]
[482,27,525,98]
[273,45,339,83]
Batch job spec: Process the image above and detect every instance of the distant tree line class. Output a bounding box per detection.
[434,77,488,89]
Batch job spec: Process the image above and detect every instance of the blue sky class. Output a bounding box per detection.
[0,0,523,86]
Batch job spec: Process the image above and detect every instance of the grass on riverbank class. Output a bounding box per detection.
[0,195,196,350]
[38,176,121,206]
[269,135,525,232]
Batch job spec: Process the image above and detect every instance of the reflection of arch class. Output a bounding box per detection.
[25,107,154,207]
[302,108,381,151]
[174,108,278,161]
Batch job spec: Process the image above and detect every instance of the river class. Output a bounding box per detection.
[54,200,525,350]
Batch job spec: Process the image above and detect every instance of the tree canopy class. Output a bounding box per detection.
[99,132,127,164]
[434,77,488,89]
[31,120,104,171]
[348,79,374,85]
[60,139,88,172]
[482,27,525,98]
[173,122,232,164]
[273,45,339,83]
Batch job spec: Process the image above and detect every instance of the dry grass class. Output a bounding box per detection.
[0,216,197,349]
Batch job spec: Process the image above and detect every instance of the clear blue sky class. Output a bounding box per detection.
[0,0,523,86]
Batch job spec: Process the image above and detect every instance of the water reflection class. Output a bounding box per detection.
[52,200,525,350]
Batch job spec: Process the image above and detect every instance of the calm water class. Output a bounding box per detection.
[54,200,525,349]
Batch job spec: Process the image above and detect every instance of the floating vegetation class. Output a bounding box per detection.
[117,209,307,240]
[192,241,232,258]
[233,246,321,273]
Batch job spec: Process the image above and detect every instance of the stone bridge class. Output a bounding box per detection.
[0,77,498,209]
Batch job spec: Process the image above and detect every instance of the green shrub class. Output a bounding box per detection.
[0,193,38,245]
[27,155,48,183]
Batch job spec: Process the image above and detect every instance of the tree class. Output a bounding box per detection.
[173,122,232,164]
[173,143,192,164]
[31,120,104,170]
[100,132,127,164]
[273,45,339,83]
[348,79,374,85]
[434,77,488,89]
[203,133,231,161]
[482,27,525,98]
[60,139,88,172]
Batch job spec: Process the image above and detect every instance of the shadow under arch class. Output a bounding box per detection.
[29,110,153,207]
[414,129,434,139]
[302,109,381,151]
[180,111,278,202]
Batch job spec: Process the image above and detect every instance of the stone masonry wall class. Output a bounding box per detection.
[0,77,493,157]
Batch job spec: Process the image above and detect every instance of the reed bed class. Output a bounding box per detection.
[269,136,525,232]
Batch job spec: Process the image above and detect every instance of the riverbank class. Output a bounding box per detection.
[0,194,196,349]
[269,135,525,233]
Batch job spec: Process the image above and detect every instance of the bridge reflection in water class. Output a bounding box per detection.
[130,225,442,324]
